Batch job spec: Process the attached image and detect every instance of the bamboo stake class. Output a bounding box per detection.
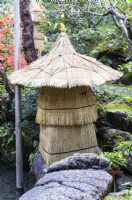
[14,0,24,196]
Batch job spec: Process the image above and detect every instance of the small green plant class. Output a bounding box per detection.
[96,102,106,115]
[114,131,125,147]
[118,62,132,73]
[104,141,132,172]
[28,149,40,171]
[104,152,127,169]
[0,123,15,150]
[123,182,132,198]
[127,113,132,123]
[114,141,132,158]
[0,123,15,158]
[94,84,132,108]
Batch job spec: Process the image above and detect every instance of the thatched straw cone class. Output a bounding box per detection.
[9,29,123,165]
[9,29,123,88]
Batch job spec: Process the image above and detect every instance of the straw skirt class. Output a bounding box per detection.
[36,86,98,125]
[39,124,99,166]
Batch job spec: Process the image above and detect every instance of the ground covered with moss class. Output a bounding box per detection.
[104,196,132,200]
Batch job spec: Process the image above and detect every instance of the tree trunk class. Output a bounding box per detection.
[20,0,38,64]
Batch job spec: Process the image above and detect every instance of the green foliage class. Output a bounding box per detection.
[0,123,15,153]
[9,88,40,158]
[0,76,6,94]
[104,141,132,170]
[104,196,131,200]
[95,84,132,120]
[0,0,13,14]
[104,152,127,169]
[105,100,132,113]
[21,88,40,138]
[94,86,118,103]
[112,130,125,147]
[105,182,132,199]
[118,62,132,73]
[123,182,132,198]
[96,102,106,116]
[28,149,40,171]
[41,0,131,66]
[95,85,132,106]
[127,113,132,123]
[11,88,40,138]
[114,141,132,157]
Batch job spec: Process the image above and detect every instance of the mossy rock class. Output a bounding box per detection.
[104,196,132,200]
[120,72,132,85]
[105,100,132,113]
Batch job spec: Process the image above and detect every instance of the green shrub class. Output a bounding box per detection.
[0,123,15,154]
[21,88,40,138]
[114,141,132,157]
[103,152,127,169]
[11,88,40,139]
[28,149,40,171]
[118,62,132,73]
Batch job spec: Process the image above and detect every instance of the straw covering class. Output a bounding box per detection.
[9,28,123,165]
[36,86,98,125]
[9,28,123,88]
[39,124,99,165]
[30,0,44,22]
[37,86,99,164]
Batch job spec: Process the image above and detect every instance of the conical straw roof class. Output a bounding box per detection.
[9,28,123,88]
[30,0,45,22]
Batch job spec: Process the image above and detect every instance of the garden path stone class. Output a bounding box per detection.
[20,153,113,200]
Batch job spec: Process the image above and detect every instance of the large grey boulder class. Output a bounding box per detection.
[106,110,132,131]
[99,128,132,148]
[20,153,113,200]
[48,153,111,173]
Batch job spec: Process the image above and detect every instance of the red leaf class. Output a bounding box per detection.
[112,169,124,175]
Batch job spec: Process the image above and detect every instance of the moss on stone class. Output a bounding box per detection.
[123,72,132,79]
[120,72,132,85]
[104,196,131,200]
[105,100,132,113]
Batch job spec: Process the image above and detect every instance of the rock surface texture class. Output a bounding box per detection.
[32,155,47,181]
[106,110,132,132]
[20,153,113,200]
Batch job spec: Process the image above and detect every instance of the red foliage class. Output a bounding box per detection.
[0,14,27,71]
[112,169,124,175]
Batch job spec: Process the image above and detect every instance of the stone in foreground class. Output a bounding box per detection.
[20,153,113,200]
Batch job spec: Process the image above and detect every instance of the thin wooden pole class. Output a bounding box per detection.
[14,0,24,196]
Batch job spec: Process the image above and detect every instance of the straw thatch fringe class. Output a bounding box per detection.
[36,86,98,125]
[39,124,99,165]
[36,105,98,125]
[9,30,123,88]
